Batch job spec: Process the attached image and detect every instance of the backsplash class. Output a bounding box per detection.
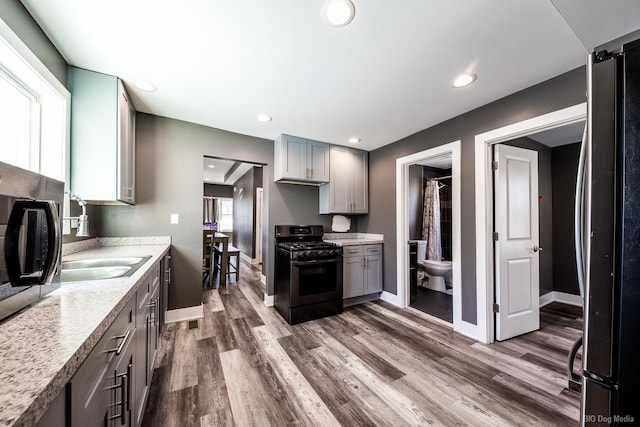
[63,236,172,256]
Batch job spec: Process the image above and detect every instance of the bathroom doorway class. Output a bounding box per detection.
[395,141,466,333]
[408,159,454,322]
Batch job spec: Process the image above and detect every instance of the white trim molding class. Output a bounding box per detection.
[263,293,274,307]
[380,291,401,306]
[164,304,204,323]
[394,141,477,340]
[474,103,587,344]
[540,291,583,308]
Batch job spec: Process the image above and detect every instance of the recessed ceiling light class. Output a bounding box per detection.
[208,165,215,169]
[322,0,355,27]
[348,137,361,143]
[134,80,157,92]
[452,73,477,88]
[257,113,272,122]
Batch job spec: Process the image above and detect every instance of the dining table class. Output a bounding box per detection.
[203,229,230,285]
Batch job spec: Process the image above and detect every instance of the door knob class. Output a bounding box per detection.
[533,245,543,252]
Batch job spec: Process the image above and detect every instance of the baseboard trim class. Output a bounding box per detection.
[264,293,274,307]
[164,304,204,323]
[540,291,582,308]
[380,290,401,306]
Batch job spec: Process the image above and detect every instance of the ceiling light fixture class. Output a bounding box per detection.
[134,80,157,92]
[348,137,361,143]
[208,165,215,169]
[452,73,477,88]
[257,113,272,122]
[322,0,355,27]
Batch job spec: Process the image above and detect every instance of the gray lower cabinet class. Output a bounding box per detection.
[159,252,171,326]
[35,389,65,427]
[65,260,163,427]
[134,265,160,426]
[68,295,136,426]
[343,244,383,299]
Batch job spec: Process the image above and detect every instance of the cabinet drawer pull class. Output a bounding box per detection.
[107,372,127,423]
[106,329,131,355]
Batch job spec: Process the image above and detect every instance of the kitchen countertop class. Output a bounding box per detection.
[0,237,170,427]
[323,232,384,246]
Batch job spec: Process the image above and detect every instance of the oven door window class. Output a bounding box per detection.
[291,259,341,304]
[298,263,337,296]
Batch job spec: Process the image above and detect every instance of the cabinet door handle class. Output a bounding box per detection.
[107,372,127,423]
[106,329,131,355]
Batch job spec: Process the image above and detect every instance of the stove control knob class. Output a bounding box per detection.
[298,251,307,259]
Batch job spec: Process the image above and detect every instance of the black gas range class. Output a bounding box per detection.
[274,225,343,325]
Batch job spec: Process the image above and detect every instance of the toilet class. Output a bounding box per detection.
[416,241,453,294]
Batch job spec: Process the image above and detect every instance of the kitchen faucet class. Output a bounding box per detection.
[65,192,90,237]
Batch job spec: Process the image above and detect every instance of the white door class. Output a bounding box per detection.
[494,144,540,341]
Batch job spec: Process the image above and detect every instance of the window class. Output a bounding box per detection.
[218,199,233,232]
[0,17,69,182]
[0,71,38,170]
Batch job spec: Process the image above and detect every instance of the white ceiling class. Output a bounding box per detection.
[21,0,640,152]
[203,157,257,185]
[528,120,586,148]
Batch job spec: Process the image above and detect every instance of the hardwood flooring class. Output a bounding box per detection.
[142,260,582,426]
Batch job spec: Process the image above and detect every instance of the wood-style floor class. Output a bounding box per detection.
[142,260,582,426]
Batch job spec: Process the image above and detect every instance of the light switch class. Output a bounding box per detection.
[170,213,179,224]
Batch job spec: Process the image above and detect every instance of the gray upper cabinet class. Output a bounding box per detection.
[274,134,330,184]
[319,146,368,214]
[69,67,135,204]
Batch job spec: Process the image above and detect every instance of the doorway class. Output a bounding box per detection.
[475,103,586,343]
[408,157,454,323]
[202,155,266,287]
[395,141,467,333]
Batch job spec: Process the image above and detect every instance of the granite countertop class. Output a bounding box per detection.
[323,232,384,246]
[0,237,170,427]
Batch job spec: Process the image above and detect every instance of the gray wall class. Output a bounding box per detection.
[0,1,67,86]
[233,167,262,258]
[360,68,586,325]
[204,183,233,198]
[552,142,581,295]
[501,138,553,296]
[408,165,423,240]
[96,114,332,310]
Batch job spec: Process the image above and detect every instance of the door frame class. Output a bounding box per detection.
[255,187,263,264]
[474,103,586,344]
[391,140,472,336]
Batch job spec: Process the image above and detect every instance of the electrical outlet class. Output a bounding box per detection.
[170,214,179,224]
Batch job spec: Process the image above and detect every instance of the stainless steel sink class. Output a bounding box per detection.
[61,256,148,270]
[61,266,132,282]
[61,256,151,283]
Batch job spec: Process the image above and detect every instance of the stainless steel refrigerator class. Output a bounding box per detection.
[577,38,640,425]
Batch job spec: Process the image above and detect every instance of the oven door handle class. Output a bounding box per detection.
[291,258,341,266]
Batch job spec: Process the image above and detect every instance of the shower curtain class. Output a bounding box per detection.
[422,180,442,260]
